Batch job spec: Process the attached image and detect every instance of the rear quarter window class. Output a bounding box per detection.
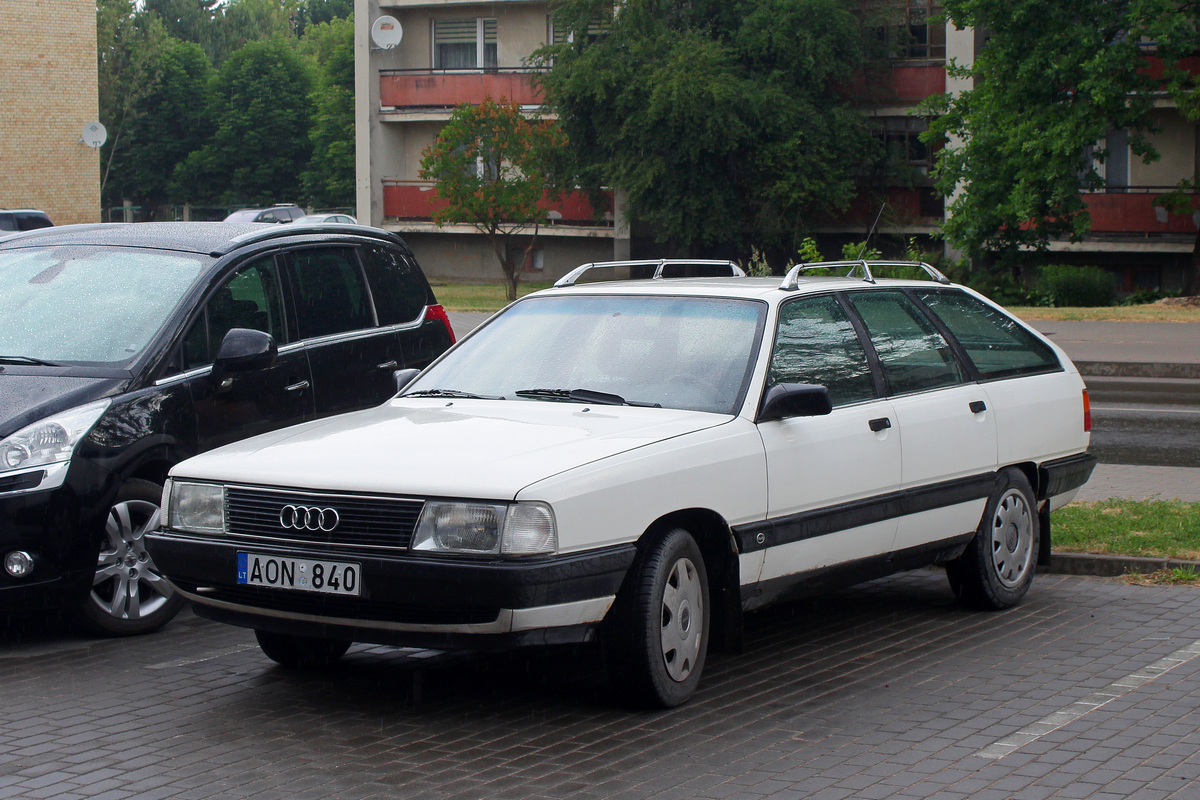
[915,289,1061,378]
[361,244,431,324]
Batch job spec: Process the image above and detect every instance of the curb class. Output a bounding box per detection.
[1046,552,1200,578]
[1077,360,1200,380]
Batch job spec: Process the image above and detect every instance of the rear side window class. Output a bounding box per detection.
[845,290,964,396]
[915,289,1060,378]
[769,295,876,406]
[360,244,430,324]
[286,248,374,339]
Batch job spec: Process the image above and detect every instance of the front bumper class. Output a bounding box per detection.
[145,531,636,649]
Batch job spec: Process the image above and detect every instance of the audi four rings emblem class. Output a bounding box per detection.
[279,504,340,532]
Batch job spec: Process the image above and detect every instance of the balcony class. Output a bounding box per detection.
[885,64,946,103]
[382,180,613,230]
[1084,189,1200,235]
[380,69,544,110]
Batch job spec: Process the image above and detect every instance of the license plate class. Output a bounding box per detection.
[236,552,362,596]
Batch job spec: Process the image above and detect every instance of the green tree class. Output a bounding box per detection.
[419,99,568,300]
[97,0,171,203]
[143,0,221,45]
[925,0,1200,293]
[296,0,354,36]
[536,0,879,256]
[173,38,314,205]
[299,16,355,208]
[103,39,215,214]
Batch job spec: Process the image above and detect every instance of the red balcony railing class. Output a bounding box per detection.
[383,180,612,226]
[1084,189,1200,234]
[380,69,544,108]
[885,64,946,102]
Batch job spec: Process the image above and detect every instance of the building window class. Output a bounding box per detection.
[548,15,610,46]
[433,18,498,70]
[1080,130,1129,193]
[865,0,946,60]
[879,116,934,169]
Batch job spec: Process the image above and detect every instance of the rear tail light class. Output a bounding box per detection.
[1082,388,1092,432]
[425,303,456,344]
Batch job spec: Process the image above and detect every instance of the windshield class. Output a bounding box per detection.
[0,246,207,366]
[406,294,767,414]
[223,209,260,222]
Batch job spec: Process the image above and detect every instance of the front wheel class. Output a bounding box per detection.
[79,479,185,636]
[604,528,710,708]
[255,630,351,669]
[947,468,1038,610]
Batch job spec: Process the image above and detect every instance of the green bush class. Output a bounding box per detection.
[1034,265,1115,307]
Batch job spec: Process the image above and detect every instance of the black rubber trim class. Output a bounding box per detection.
[1038,452,1099,500]
[733,473,997,554]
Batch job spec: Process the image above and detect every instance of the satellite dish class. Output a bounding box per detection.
[371,16,403,49]
[81,121,107,148]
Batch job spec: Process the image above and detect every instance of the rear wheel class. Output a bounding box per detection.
[255,630,351,669]
[947,468,1038,610]
[79,479,184,636]
[604,528,709,708]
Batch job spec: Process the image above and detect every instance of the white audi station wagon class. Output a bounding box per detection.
[147,260,1096,707]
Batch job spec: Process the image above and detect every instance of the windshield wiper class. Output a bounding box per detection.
[404,388,505,400]
[515,388,661,408]
[0,355,59,366]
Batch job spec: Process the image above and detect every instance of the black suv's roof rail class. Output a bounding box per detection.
[780,260,951,290]
[554,259,746,287]
[209,223,402,256]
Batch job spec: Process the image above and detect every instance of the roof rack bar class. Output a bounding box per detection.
[554,259,746,288]
[780,260,951,291]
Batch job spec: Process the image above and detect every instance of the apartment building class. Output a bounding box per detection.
[355,0,1198,290]
[0,0,101,225]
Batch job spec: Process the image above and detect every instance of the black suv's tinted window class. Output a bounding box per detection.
[770,295,876,406]
[287,248,374,338]
[845,290,964,395]
[361,244,430,325]
[915,289,1060,378]
[183,257,285,369]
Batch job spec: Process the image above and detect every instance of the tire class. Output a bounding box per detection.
[78,479,185,636]
[604,528,710,708]
[255,630,351,669]
[947,468,1038,610]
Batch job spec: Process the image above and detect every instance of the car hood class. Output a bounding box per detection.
[172,398,734,499]
[0,372,123,439]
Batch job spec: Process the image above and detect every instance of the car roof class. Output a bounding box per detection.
[0,221,404,256]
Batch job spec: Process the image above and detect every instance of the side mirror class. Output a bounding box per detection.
[756,383,832,423]
[393,367,420,393]
[213,328,277,377]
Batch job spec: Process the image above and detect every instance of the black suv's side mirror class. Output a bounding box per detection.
[213,328,277,377]
[393,367,420,393]
[756,383,832,423]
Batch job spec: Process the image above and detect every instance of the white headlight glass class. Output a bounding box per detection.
[502,503,557,555]
[412,502,505,554]
[0,399,110,475]
[169,482,225,533]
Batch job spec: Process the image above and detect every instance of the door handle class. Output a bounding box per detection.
[970,400,987,414]
[285,380,311,393]
[377,360,399,370]
[869,417,892,432]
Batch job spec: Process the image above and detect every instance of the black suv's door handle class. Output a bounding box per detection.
[869,417,892,432]
[970,400,987,414]
[285,380,311,393]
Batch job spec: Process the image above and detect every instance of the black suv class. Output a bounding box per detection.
[0,222,454,634]
[0,209,53,231]
[223,205,305,224]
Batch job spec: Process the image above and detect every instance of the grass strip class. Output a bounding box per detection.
[430,281,553,312]
[1054,499,1200,560]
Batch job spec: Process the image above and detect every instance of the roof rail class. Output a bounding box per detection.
[209,223,397,256]
[780,260,951,291]
[554,259,746,288]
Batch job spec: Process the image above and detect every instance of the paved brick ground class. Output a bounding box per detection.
[4,570,1200,799]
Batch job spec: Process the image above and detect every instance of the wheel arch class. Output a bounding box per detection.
[639,508,743,653]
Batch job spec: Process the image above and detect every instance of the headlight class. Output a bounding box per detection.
[0,399,110,475]
[168,481,225,533]
[412,501,557,556]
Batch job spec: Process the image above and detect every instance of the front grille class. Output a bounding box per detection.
[224,486,423,552]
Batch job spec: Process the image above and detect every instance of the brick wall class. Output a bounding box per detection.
[0,0,100,225]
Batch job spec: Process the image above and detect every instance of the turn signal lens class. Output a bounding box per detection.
[1082,388,1092,432]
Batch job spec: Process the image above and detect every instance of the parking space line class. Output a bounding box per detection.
[145,644,258,670]
[975,638,1200,759]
